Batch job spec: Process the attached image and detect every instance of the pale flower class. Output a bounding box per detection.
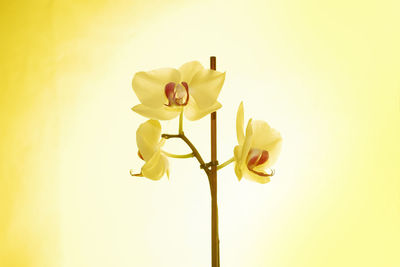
[234,102,282,184]
[131,61,225,121]
[132,119,169,180]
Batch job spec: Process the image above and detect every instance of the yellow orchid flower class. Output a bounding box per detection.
[234,102,282,184]
[131,119,169,180]
[131,61,226,121]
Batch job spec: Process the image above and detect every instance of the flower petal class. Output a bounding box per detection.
[236,102,245,144]
[141,151,169,180]
[179,61,204,84]
[132,68,181,108]
[240,119,253,170]
[251,120,282,168]
[234,119,258,183]
[189,69,226,109]
[250,120,281,149]
[233,145,243,181]
[132,104,180,120]
[264,138,282,168]
[184,97,222,121]
[136,120,161,161]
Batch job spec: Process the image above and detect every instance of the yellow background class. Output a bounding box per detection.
[1,0,400,266]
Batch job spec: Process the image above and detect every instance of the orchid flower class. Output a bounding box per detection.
[130,57,285,267]
[234,102,282,183]
[131,61,225,121]
[131,119,169,180]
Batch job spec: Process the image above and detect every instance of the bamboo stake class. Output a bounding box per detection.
[210,56,220,267]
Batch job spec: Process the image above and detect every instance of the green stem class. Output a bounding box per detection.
[162,150,194,159]
[179,110,183,134]
[217,157,234,170]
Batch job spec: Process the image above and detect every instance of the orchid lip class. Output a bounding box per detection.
[247,148,273,176]
[130,169,143,177]
[164,81,189,107]
[249,168,275,177]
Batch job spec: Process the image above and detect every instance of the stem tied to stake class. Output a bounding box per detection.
[210,56,220,267]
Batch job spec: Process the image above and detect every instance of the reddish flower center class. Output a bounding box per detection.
[246,148,271,176]
[164,82,189,106]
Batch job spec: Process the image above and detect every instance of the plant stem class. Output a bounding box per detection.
[161,133,211,178]
[217,157,234,170]
[161,150,194,159]
[179,110,184,135]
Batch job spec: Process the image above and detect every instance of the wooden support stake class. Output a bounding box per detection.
[210,56,220,267]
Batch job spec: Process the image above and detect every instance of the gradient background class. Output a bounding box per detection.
[1,0,400,266]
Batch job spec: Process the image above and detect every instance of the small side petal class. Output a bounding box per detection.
[189,69,226,109]
[141,151,169,180]
[132,104,180,120]
[235,164,243,181]
[233,145,243,181]
[179,61,204,84]
[236,102,245,144]
[136,120,161,161]
[184,98,222,121]
[132,68,181,108]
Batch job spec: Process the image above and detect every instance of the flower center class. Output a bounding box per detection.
[246,148,271,176]
[164,82,189,106]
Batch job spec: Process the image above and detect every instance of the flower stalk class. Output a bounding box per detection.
[217,157,235,170]
[161,150,194,159]
[179,110,184,135]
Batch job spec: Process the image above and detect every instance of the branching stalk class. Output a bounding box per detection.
[162,133,212,179]
[161,150,194,159]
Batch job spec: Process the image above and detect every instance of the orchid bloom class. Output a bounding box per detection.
[132,119,169,180]
[234,102,282,184]
[132,61,225,121]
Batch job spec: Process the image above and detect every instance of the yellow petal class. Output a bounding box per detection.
[264,137,282,168]
[189,69,225,109]
[233,145,242,162]
[233,145,243,181]
[251,120,282,168]
[184,98,222,121]
[136,119,161,161]
[235,164,243,181]
[132,68,181,108]
[179,61,204,84]
[141,151,169,180]
[132,104,180,120]
[250,120,279,148]
[236,102,245,144]
[240,119,253,166]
